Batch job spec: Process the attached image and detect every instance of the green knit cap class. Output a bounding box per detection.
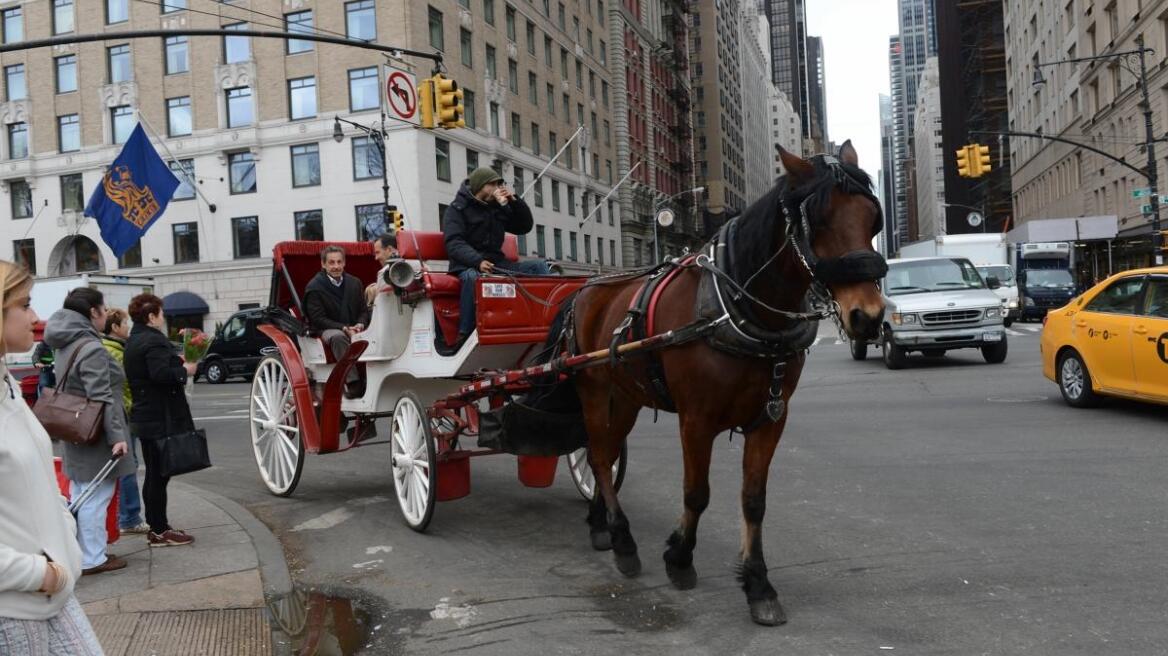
[468,167,504,194]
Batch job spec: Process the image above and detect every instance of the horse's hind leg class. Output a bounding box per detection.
[579,385,642,577]
[663,417,717,590]
[738,420,788,626]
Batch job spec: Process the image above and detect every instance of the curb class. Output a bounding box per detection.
[171,480,293,598]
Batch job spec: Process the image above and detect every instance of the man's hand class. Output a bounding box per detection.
[478,260,496,274]
[33,362,43,370]
[112,442,128,458]
[493,186,514,206]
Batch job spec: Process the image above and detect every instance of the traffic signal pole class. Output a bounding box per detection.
[1136,36,1163,265]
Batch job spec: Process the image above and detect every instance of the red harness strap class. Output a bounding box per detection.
[617,256,696,410]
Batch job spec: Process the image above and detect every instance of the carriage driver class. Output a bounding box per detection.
[304,245,371,399]
[443,167,551,347]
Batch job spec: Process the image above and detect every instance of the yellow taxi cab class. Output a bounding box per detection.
[1041,265,1168,407]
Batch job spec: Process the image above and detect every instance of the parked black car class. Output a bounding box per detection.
[196,309,278,384]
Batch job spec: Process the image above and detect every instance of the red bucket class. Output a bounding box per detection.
[436,457,471,501]
[517,455,558,488]
[54,457,120,544]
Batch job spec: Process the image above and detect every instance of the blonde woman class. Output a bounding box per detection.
[0,261,103,654]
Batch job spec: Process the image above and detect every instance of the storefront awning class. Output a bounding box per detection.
[162,291,209,317]
[1006,215,1118,243]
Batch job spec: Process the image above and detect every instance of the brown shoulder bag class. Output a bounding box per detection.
[33,342,106,446]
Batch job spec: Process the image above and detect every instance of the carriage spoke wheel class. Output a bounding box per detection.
[567,443,627,501]
[250,356,305,497]
[391,392,437,532]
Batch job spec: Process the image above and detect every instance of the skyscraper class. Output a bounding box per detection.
[890,0,937,245]
[691,0,748,217]
[805,35,829,154]
[879,93,897,255]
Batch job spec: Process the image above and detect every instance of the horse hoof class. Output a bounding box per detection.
[665,564,697,590]
[590,531,612,551]
[614,552,642,577]
[748,597,787,626]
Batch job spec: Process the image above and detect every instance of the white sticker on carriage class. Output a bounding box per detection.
[412,330,433,355]
[482,283,516,298]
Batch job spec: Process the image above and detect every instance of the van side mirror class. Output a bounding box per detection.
[986,275,1001,290]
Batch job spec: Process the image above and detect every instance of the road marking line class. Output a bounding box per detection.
[352,559,383,569]
[1006,329,1024,337]
[366,545,393,555]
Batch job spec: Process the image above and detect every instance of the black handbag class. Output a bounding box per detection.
[157,390,211,477]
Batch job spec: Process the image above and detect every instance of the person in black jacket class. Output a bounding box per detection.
[443,167,550,343]
[304,245,367,398]
[124,293,197,548]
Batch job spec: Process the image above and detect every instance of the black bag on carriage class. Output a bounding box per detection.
[478,376,589,456]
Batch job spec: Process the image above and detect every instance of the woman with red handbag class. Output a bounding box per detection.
[43,289,133,576]
[0,261,103,654]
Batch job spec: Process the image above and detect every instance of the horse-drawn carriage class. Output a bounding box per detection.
[249,231,625,531]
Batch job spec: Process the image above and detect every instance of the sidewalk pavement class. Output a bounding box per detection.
[74,481,293,656]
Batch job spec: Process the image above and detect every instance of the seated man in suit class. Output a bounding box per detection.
[443,167,550,346]
[364,232,399,309]
[304,245,368,398]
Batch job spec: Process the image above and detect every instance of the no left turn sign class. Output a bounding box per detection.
[386,69,417,121]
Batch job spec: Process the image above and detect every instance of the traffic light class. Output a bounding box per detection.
[975,144,991,177]
[1160,230,1168,252]
[387,205,404,233]
[956,146,972,178]
[418,77,435,129]
[432,74,465,129]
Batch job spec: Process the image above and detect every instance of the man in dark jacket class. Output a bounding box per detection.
[304,245,367,397]
[443,167,550,343]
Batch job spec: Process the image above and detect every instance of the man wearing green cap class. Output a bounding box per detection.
[443,166,550,344]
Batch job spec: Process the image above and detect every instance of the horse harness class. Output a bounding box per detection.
[601,154,888,433]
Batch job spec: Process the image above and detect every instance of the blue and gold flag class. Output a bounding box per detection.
[84,124,181,257]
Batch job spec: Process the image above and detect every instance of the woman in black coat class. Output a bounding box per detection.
[124,294,198,547]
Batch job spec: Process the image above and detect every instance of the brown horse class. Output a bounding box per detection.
[559,143,886,626]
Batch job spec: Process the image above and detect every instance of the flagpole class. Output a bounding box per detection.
[578,160,641,228]
[134,110,218,213]
[520,125,584,201]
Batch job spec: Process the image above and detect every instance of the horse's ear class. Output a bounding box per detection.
[838,139,859,167]
[777,145,814,181]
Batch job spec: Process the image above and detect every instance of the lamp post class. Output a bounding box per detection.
[334,113,390,233]
[1033,35,1161,265]
[941,202,987,234]
[652,186,705,262]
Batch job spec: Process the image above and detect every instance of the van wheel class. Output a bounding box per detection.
[1003,317,1014,328]
[981,339,1008,364]
[882,332,907,370]
[849,338,867,361]
[205,361,227,384]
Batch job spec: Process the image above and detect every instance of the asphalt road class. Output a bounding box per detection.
[183,322,1168,655]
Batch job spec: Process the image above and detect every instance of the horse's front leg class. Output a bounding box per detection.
[580,386,643,577]
[663,416,717,590]
[739,418,788,626]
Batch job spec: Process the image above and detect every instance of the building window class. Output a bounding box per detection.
[229,151,257,194]
[489,102,500,135]
[226,87,254,127]
[8,179,31,219]
[510,112,521,147]
[291,143,321,187]
[508,60,518,94]
[575,60,583,89]
[53,0,74,35]
[12,239,35,274]
[118,242,141,269]
[551,179,560,211]
[607,199,614,226]
[533,178,544,207]
[435,138,451,181]
[232,217,260,258]
[544,36,553,68]
[460,29,473,67]
[557,2,565,30]
[599,40,606,66]
[546,84,555,115]
[536,225,546,256]
[526,21,536,55]
[294,210,323,241]
[553,228,563,259]
[166,97,192,136]
[353,137,383,180]
[173,222,199,264]
[169,160,195,200]
[517,233,528,255]
[223,23,250,63]
[463,89,476,129]
[2,7,22,44]
[106,0,127,25]
[438,203,449,230]
[161,0,187,13]
[514,167,525,196]
[111,106,133,144]
[528,72,538,105]
[633,238,642,266]
[485,45,497,79]
[567,185,575,216]
[602,80,609,107]
[346,0,376,41]
[59,173,83,212]
[285,11,314,54]
[108,44,131,83]
[610,240,616,267]
[531,123,541,155]
[583,234,591,262]
[569,231,577,261]
[55,56,77,93]
[165,36,189,74]
[428,7,444,51]
[5,64,24,101]
[345,67,379,112]
[288,77,317,120]
[484,0,495,25]
[58,115,80,153]
[466,148,479,175]
[356,204,387,240]
[506,5,517,41]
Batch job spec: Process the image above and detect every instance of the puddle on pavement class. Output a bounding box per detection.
[266,585,427,655]
[588,582,684,632]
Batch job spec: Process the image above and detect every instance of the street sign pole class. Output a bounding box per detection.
[1135,37,1163,265]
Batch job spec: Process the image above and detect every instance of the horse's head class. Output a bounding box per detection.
[778,142,886,340]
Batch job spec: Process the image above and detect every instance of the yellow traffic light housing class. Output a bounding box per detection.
[432,74,465,129]
[387,205,404,233]
[418,77,435,129]
[956,146,972,178]
[975,144,991,177]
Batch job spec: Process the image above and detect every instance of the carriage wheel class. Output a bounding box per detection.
[250,356,305,497]
[567,443,627,501]
[391,392,437,532]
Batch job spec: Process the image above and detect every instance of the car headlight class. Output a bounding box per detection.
[1008,299,1019,308]
[985,307,1001,319]
[892,313,918,325]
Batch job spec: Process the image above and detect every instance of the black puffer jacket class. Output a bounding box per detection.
[124,324,193,441]
[442,182,534,273]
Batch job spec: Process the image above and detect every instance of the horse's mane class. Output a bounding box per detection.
[730,157,874,287]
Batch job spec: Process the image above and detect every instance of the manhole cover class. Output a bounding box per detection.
[987,395,1049,403]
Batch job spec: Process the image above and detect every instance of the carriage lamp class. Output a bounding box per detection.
[891,313,917,325]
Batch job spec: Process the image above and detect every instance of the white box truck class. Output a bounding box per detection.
[897,234,1018,325]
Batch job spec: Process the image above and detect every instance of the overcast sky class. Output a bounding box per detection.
[805,0,899,180]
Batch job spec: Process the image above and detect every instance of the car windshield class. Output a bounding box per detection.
[1026,269,1074,288]
[976,265,1015,287]
[885,259,985,295]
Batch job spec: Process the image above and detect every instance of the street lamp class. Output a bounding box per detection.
[1033,36,1162,265]
[333,114,391,235]
[652,186,704,262]
[941,202,987,233]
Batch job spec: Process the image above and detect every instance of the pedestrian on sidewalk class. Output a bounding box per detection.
[31,341,54,398]
[124,294,197,548]
[43,289,134,576]
[0,261,104,654]
[103,309,149,536]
